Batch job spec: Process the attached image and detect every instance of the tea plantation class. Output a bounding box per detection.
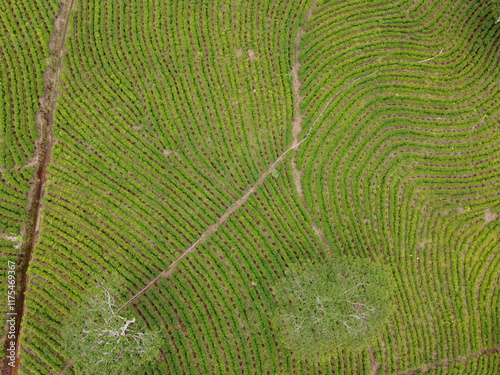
[1,0,499,374]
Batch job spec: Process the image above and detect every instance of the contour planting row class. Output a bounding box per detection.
[0,169,33,235]
[294,0,499,373]
[3,1,58,368]
[0,0,59,168]
[294,0,498,268]
[298,48,495,375]
[297,0,452,108]
[18,0,500,373]
[22,225,162,374]
[297,0,493,126]
[18,0,322,373]
[60,0,302,188]
[134,171,327,374]
[351,114,500,258]
[32,184,316,374]
[0,168,34,350]
[297,0,490,368]
[1,0,59,350]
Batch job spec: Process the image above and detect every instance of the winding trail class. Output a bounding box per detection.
[1,0,75,374]
[289,0,335,251]
[369,346,381,375]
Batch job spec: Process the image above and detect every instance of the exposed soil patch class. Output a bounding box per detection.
[291,164,304,199]
[417,239,430,249]
[484,208,498,224]
[369,346,381,375]
[1,0,75,374]
[162,149,175,157]
[247,49,257,60]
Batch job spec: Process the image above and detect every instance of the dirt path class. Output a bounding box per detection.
[288,0,336,252]
[290,1,327,195]
[289,6,314,201]
[2,0,75,374]
[369,346,381,375]
[290,1,318,147]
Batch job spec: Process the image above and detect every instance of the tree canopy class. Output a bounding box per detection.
[271,258,393,360]
[61,279,161,374]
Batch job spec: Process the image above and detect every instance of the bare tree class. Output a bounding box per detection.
[62,280,161,374]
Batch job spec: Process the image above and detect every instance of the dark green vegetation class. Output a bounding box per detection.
[1,0,499,374]
[272,259,393,359]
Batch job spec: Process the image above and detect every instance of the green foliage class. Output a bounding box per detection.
[0,1,58,168]
[61,279,161,375]
[271,258,393,360]
[13,0,500,373]
[0,168,33,234]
